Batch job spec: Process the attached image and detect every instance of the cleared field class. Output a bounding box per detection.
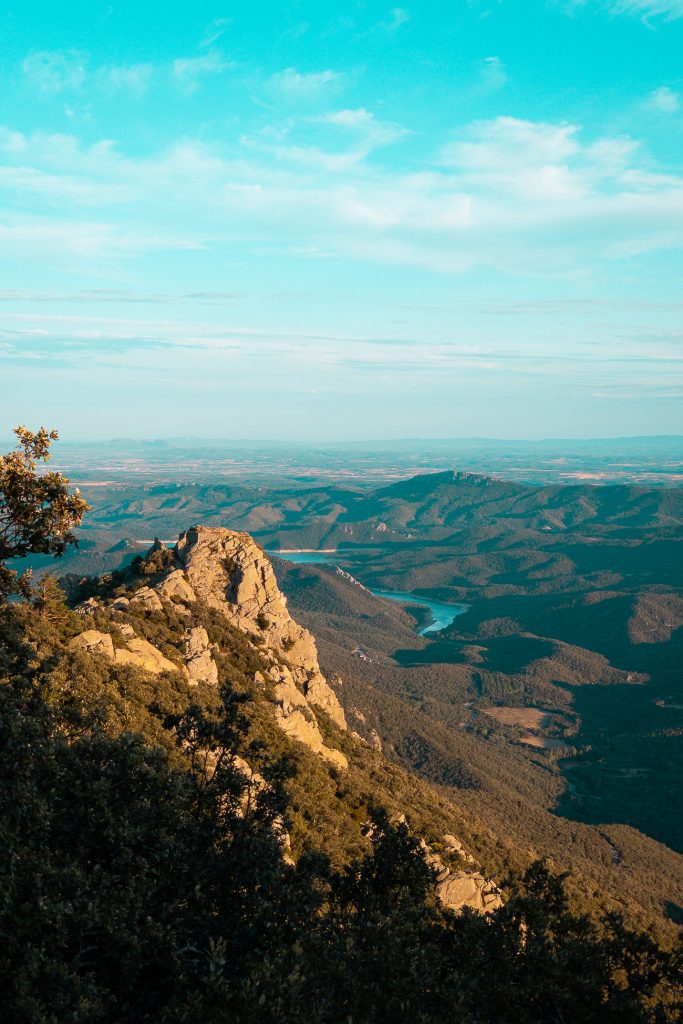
[520,735,568,750]
[483,706,552,730]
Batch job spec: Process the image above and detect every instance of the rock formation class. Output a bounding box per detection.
[184,625,218,685]
[69,628,180,676]
[66,526,504,914]
[69,527,349,768]
[170,527,348,759]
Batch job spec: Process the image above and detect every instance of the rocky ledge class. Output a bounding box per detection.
[73,526,349,769]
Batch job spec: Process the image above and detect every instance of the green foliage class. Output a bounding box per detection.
[131,541,175,577]
[0,426,89,598]
[0,599,680,1023]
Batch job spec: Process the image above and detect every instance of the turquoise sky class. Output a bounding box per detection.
[1,0,681,440]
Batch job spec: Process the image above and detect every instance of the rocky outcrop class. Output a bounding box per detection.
[74,527,349,768]
[173,528,345,718]
[268,664,348,769]
[114,637,179,675]
[362,817,503,915]
[437,872,503,913]
[305,673,347,730]
[129,587,163,613]
[428,836,503,914]
[69,629,180,676]
[184,626,218,685]
[162,526,348,765]
[70,629,115,659]
[157,570,196,605]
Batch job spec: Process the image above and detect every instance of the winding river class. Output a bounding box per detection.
[270,550,467,637]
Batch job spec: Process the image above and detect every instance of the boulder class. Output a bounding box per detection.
[437,871,504,914]
[130,587,163,613]
[69,629,180,677]
[69,629,115,658]
[157,570,196,605]
[184,625,218,685]
[437,873,481,910]
[113,638,179,675]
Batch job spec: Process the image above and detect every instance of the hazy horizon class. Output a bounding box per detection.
[12,433,683,445]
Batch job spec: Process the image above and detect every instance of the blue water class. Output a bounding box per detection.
[272,551,338,564]
[369,588,467,636]
[270,550,467,637]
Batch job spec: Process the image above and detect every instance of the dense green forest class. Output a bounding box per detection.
[2,587,681,1023]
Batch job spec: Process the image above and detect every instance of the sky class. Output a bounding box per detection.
[0,0,682,441]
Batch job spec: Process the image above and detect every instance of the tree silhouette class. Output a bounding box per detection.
[0,426,89,598]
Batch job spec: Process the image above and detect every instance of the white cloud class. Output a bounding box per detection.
[22,50,87,93]
[21,48,228,100]
[200,17,232,48]
[610,0,683,17]
[171,50,232,94]
[383,8,411,31]
[0,115,682,278]
[267,68,341,102]
[480,56,507,92]
[312,108,409,147]
[102,63,154,97]
[645,86,680,112]
[568,1,683,19]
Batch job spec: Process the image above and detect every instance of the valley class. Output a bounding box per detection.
[268,550,468,635]
[24,460,682,933]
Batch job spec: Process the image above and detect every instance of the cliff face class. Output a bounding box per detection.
[68,526,501,913]
[173,527,348,765]
[175,527,342,707]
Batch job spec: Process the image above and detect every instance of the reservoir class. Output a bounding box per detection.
[270,550,467,637]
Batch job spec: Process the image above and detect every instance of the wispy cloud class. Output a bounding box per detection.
[311,108,409,147]
[103,63,154,97]
[2,309,679,390]
[171,50,233,94]
[266,68,342,103]
[645,86,680,112]
[479,56,507,92]
[22,49,154,99]
[22,50,87,93]
[21,48,231,100]
[0,289,246,304]
[610,0,683,17]
[200,17,232,48]
[568,1,683,20]
[382,8,411,32]
[1,114,682,277]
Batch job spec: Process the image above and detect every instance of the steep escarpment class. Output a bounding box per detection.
[174,526,348,733]
[63,527,503,912]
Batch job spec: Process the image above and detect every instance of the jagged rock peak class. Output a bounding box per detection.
[172,526,347,731]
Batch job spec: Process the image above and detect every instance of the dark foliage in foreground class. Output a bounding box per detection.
[0,607,680,1024]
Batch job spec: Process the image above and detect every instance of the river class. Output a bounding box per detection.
[269,550,467,637]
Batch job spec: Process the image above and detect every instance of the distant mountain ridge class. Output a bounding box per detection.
[67,469,682,557]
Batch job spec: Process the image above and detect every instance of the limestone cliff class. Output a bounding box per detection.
[64,526,507,915]
[74,526,348,768]
[173,526,347,731]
